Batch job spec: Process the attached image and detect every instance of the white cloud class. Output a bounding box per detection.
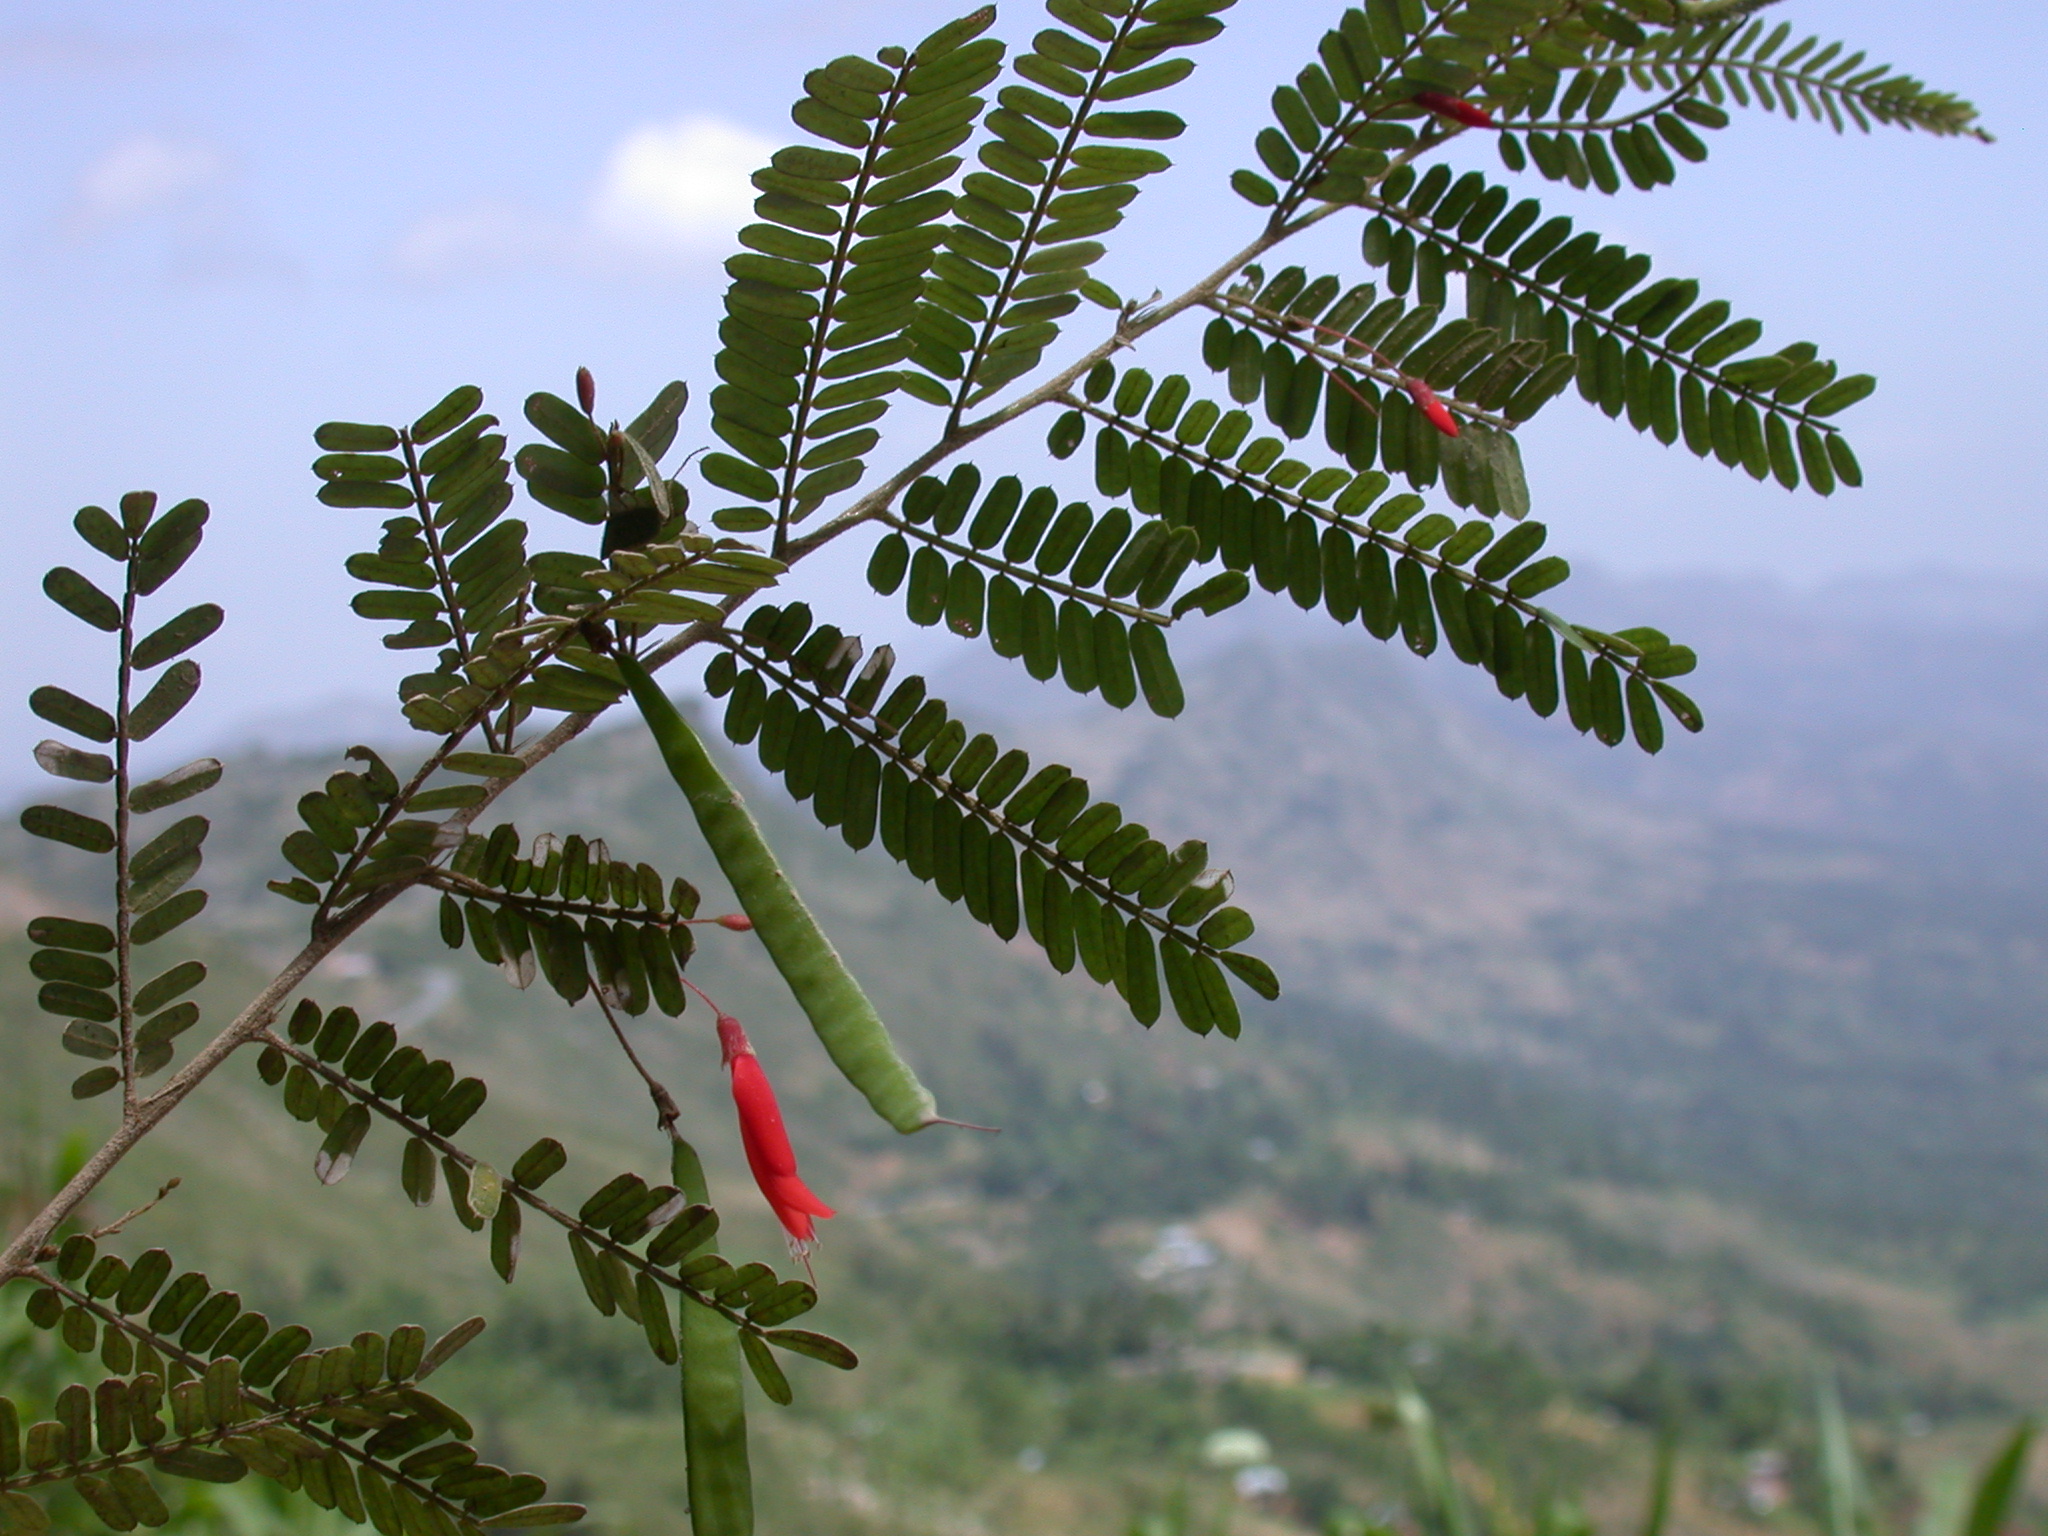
[69,133,226,231]
[389,113,774,282]
[589,116,776,256]
[389,198,565,283]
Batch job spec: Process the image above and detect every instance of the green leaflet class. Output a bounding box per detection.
[43,568,122,631]
[31,686,115,743]
[618,651,941,1133]
[21,805,115,855]
[131,603,223,670]
[33,740,111,784]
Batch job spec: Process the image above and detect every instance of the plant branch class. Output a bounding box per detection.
[89,1176,180,1240]
[786,206,1343,567]
[0,175,1340,1293]
[24,1272,492,1527]
[0,875,416,1285]
[254,1036,787,1334]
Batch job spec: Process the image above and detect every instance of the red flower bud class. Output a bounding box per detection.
[1412,92,1495,129]
[715,912,753,932]
[717,1016,834,1252]
[576,366,596,417]
[1404,376,1460,438]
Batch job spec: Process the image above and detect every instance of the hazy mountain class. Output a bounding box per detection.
[8,572,2048,1533]
[1449,570,2048,880]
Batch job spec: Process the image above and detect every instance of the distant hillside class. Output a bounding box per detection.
[8,576,2048,1534]
[1437,571,2048,882]
[1004,633,2048,1308]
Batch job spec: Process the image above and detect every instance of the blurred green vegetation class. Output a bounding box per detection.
[5,708,2048,1534]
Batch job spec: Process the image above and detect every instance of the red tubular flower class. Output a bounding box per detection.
[717,1016,835,1253]
[575,366,597,416]
[1411,91,1495,129]
[714,912,753,931]
[1404,376,1461,438]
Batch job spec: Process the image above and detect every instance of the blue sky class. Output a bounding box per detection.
[0,0,2040,777]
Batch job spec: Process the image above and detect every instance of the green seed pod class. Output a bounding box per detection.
[617,654,942,1133]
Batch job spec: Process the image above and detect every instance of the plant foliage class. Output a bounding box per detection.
[1,0,1988,1530]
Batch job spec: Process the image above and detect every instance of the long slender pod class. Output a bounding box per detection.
[671,1138,754,1536]
[617,650,941,1132]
